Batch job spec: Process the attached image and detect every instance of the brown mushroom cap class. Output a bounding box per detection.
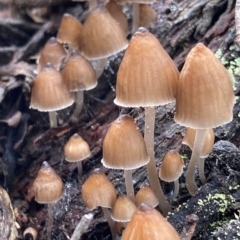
[57,13,83,50]
[114,27,179,107]
[61,50,97,91]
[121,203,180,240]
[139,4,157,28]
[30,63,74,112]
[82,171,117,210]
[37,37,66,73]
[135,185,159,208]
[32,161,64,204]
[81,6,128,60]
[159,150,184,182]
[174,43,235,129]
[182,128,215,157]
[64,133,91,162]
[101,114,149,170]
[111,195,137,222]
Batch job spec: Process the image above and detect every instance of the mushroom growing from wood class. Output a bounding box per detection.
[174,43,235,195]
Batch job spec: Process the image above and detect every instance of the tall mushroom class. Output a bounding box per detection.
[114,27,179,215]
[174,43,235,195]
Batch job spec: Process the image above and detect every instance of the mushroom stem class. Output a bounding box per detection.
[72,91,84,120]
[49,111,58,128]
[96,58,108,79]
[124,169,135,202]
[144,107,171,216]
[47,203,54,240]
[89,0,98,11]
[132,3,140,33]
[186,128,207,195]
[77,161,83,181]
[172,179,179,200]
[199,157,207,185]
[101,207,117,240]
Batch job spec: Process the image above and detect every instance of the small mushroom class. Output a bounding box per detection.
[23,227,38,240]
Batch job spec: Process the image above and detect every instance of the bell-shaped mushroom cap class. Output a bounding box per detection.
[121,203,180,240]
[37,37,66,73]
[111,195,137,222]
[64,133,91,162]
[114,27,179,107]
[135,185,159,208]
[61,50,97,92]
[30,63,74,112]
[182,128,215,158]
[82,171,117,210]
[139,4,157,28]
[23,227,38,240]
[174,43,235,129]
[159,150,184,182]
[57,13,83,50]
[106,0,128,35]
[101,114,149,170]
[32,161,64,204]
[81,6,128,60]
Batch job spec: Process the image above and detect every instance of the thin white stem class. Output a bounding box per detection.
[77,161,83,181]
[132,3,140,33]
[49,111,57,128]
[72,91,84,120]
[101,207,117,240]
[124,169,135,202]
[96,58,107,79]
[144,107,171,216]
[235,0,240,46]
[186,129,207,195]
[199,157,207,185]
[172,179,179,199]
[47,203,54,240]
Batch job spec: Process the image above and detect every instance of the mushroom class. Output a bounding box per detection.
[182,128,215,185]
[114,27,178,215]
[159,150,184,199]
[174,43,235,195]
[101,114,149,202]
[139,4,157,29]
[81,170,117,240]
[23,227,38,240]
[32,161,64,240]
[61,50,97,119]
[121,203,180,240]
[64,133,91,180]
[30,62,74,128]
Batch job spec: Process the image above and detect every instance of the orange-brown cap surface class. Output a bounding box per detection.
[135,185,159,208]
[32,161,64,204]
[61,50,97,91]
[30,63,74,112]
[111,195,137,222]
[82,171,117,210]
[57,13,83,50]
[81,6,128,59]
[101,115,149,170]
[159,150,184,182]
[114,27,179,107]
[64,133,90,162]
[174,43,235,129]
[121,203,180,240]
[183,128,215,157]
[139,4,157,28]
[37,37,66,73]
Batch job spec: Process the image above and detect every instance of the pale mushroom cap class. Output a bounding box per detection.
[23,227,38,240]
[182,128,215,157]
[106,0,128,35]
[32,161,64,204]
[159,150,184,182]
[121,203,180,240]
[82,171,117,210]
[61,50,97,92]
[37,37,66,73]
[135,185,159,208]
[114,27,179,107]
[57,13,83,50]
[64,133,91,162]
[81,6,128,60]
[30,63,74,112]
[111,195,137,222]
[101,115,150,170]
[174,43,235,129]
[139,4,157,28]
